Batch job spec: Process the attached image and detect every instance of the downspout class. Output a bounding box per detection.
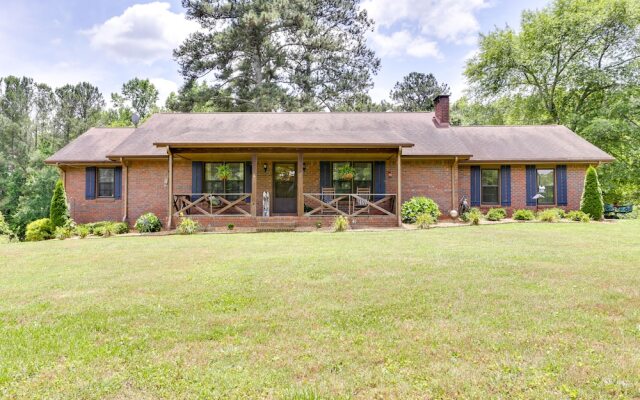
[121,158,128,223]
[451,157,459,214]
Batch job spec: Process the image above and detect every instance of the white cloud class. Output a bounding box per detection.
[362,0,491,57]
[150,77,179,107]
[84,2,199,64]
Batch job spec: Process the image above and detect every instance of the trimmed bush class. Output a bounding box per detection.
[76,225,90,239]
[416,213,436,229]
[567,210,590,222]
[333,215,349,232]
[485,208,507,221]
[401,197,441,224]
[580,166,604,220]
[111,222,129,235]
[135,213,163,233]
[25,218,53,241]
[177,218,201,235]
[54,226,73,240]
[546,208,566,219]
[49,179,70,228]
[513,209,535,221]
[538,209,559,222]
[227,223,235,231]
[466,208,483,225]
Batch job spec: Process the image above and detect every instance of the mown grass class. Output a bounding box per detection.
[1,221,639,399]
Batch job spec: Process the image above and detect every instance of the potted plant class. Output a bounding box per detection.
[216,164,232,181]
[338,164,356,181]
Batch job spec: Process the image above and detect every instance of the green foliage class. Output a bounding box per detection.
[75,225,89,239]
[333,216,349,232]
[315,221,322,229]
[546,208,566,219]
[25,218,53,241]
[175,0,380,111]
[49,179,69,228]
[567,210,591,222]
[390,72,449,111]
[401,197,441,224]
[466,208,483,225]
[177,218,201,235]
[111,222,129,235]
[216,164,233,181]
[581,166,604,220]
[115,78,159,120]
[134,213,162,233]
[513,209,535,221]
[0,211,15,238]
[485,208,507,221]
[227,223,235,231]
[337,164,356,180]
[416,213,436,229]
[54,225,73,240]
[538,209,559,223]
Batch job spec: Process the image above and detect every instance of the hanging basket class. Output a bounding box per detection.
[340,172,354,181]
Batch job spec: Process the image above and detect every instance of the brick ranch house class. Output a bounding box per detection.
[46,96,613,229]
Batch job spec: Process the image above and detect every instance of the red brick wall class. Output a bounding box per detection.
[401,159,455,213]
[128,160,168,224]
[64,166,123,224]
[457,163,588,214]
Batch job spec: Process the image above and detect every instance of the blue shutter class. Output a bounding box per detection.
[500,165,511,206]
[526,165,537,206]
[320,161,331,190]
[244,162,252,203]
[114,166,122,199]
[373,161,386,201]
[85,167,96,200]
[557,165,568,206]
[470,166,481,206]
[192,161,203,202]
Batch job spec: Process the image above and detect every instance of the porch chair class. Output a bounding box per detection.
[354,187,371,215]
[321,187,336,215]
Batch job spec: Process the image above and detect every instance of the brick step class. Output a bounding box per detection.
[256,219,297,232]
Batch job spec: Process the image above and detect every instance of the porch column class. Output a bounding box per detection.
[297,151,304,217]
[167,148,173,229]
[396,146,402,227]
[251,153,258,217]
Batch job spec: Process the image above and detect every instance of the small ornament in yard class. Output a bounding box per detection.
[449,209,458,219]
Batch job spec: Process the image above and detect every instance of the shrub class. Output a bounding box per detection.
[111,222,129,235]
[135,213,162,233]
[315,221,322,229]
[227,223,235,231]
[0,211,16,241]
[513,209,535,221]
[54,226,73,240]
[538,209,559,222]
[580,166,604,220]
[401,197,441,224]
[333,215,349,232]
[93,224,112,237]
[546,208,566,219]
[177,218,201,235]
[76,225,90,239]
[416,213,436,229]
[485,208,507,221]
[49,179,70,228]
[25,218,53,241]
[464,208,483,225]
[566,210,590,222]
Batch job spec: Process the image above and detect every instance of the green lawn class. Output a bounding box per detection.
[1,222,640,399]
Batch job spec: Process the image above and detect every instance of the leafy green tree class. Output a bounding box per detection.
[390,73,449,111]
[581,166,605,220]
[112,78,159,120]
[174,0,379,111]
[54,82,104,147]
[49,179,69,228]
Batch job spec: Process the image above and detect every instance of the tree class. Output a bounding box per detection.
[390,73,449,111]
[581,166,605,220]
[113,78,159,120]
[174,0,380,111]
[54,82,104,147]
[465,0,640,130]
[49,179,69,228]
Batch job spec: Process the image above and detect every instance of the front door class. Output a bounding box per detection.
[273,162,297,214]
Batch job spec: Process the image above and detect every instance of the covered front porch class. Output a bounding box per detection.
[164,146,406,229]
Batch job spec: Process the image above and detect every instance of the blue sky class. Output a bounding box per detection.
[0,0,550,107]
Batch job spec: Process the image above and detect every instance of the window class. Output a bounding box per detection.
[204,162,245,198]
[332,162,373,194]
[481,169,499,205]
[97,168,115,198]
[537,168,555,205]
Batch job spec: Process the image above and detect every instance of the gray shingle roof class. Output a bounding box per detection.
[45,127,135,164]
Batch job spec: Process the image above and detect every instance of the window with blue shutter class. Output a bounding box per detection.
[373,161,386,201]
[556,165,567,206]
[192,161,203,202]
[470,166,481,206]
[244,162,252,203]
[320,161,331,190]
[114,167,122,199]
[85,167,96,200]
[525,165,537,206]
[500,165,511,206]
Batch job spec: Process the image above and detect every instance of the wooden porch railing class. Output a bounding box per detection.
[303,193,397,217]
[173,193,251,217]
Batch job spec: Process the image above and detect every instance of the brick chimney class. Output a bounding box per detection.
[433,94,450,127]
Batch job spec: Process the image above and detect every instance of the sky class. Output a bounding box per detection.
[0,0,551,107]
